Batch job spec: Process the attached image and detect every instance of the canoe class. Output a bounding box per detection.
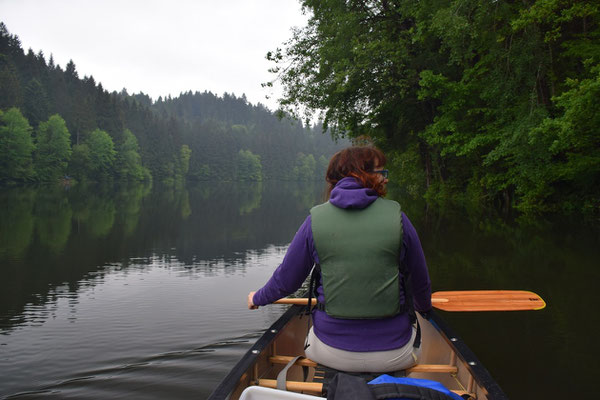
[208,304,508,400]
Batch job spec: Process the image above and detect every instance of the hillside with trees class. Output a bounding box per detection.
[268,0,599,213]
[0,22,344,186]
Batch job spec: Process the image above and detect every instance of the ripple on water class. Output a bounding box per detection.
[4,336,258,400]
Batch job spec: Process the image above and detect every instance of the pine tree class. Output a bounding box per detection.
[0,54,23,109]
[23,78,50,127]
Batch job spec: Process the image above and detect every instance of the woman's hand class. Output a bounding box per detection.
[247,291,258,310]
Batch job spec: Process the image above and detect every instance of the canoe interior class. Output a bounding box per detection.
[208,306,507,400]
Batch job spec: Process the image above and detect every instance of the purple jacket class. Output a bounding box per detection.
[253,177,432,351]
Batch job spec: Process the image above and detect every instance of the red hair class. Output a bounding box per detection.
[326,146,387,198]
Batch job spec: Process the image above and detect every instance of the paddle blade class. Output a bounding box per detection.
[432,290,546,312]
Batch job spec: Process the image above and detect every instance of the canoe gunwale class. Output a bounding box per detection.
[426,312,508,400]
[208,305,508,400]
[207,304,304,400]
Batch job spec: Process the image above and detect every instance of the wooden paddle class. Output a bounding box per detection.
[274,290,546,312]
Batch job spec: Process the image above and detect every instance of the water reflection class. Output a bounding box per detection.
[386,187,600,399]
[0,246,293,399]
[35,189,73,254]
[0,181,322,336]
[0,187,36,259]
[0,180,598,399]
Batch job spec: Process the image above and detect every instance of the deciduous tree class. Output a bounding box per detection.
[34,114,71,181]
[0,108,35,183]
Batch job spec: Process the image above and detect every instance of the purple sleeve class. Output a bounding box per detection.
[252,216,316,306]
[401,212,432,312]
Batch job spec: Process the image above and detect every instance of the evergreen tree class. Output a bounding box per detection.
[64,59,78,81]
[0,54,23,109]
[23,78,50,127]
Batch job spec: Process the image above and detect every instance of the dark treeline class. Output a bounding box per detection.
[269,0,600,213]
[148,91,345,181]
[0,22,345,186]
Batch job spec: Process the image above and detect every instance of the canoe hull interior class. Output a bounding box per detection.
[208,306,507,400]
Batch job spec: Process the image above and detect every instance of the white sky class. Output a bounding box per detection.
[0,0,308,110]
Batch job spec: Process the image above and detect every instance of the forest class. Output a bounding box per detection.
[268,0,599,213]
[0,22,344,186]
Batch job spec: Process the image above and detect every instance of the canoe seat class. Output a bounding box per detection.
[269,355,458,374]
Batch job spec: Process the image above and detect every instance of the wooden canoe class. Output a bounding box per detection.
[208,304,508,400]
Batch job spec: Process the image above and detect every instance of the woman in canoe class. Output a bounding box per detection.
[248,145,432,373]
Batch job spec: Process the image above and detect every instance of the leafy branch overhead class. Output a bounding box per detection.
[268,0,600,213]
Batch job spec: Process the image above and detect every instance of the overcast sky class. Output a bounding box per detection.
[0,0,308,110]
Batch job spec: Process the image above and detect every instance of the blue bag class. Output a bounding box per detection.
[368,374,464,400]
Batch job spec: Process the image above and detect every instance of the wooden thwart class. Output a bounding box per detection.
[258,379,322,394]
[274,290,546,312]
[270,355,317,367]
[407,364,458,374]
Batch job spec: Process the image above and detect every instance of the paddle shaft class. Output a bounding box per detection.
[274,298,447,305]
[273,290,545,312]
[274,297,447,306]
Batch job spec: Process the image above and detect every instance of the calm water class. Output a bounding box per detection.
[0,181,598,399]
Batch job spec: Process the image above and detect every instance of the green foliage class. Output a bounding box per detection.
[269,0,600,213]
[525,64,600,211]
[292,152,317,181]
[236,149,263,181]
[178,144,192,178]
[72,128,116,181]
[387,143,427,198]
[317,154,328,180]
[115,129,147,181]
[34,114,72,181]
[68,143,90,180]
[0,107,35,183]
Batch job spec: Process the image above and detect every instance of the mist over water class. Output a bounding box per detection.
[1,181,597,399]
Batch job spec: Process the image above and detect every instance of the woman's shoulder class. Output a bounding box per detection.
[309,200,331,213]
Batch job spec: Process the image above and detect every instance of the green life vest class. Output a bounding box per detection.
[310,197,403,319]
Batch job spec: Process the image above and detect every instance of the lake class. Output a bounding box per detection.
[0,180,598,399]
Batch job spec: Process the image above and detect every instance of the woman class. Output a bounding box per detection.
[248,146,432,373]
